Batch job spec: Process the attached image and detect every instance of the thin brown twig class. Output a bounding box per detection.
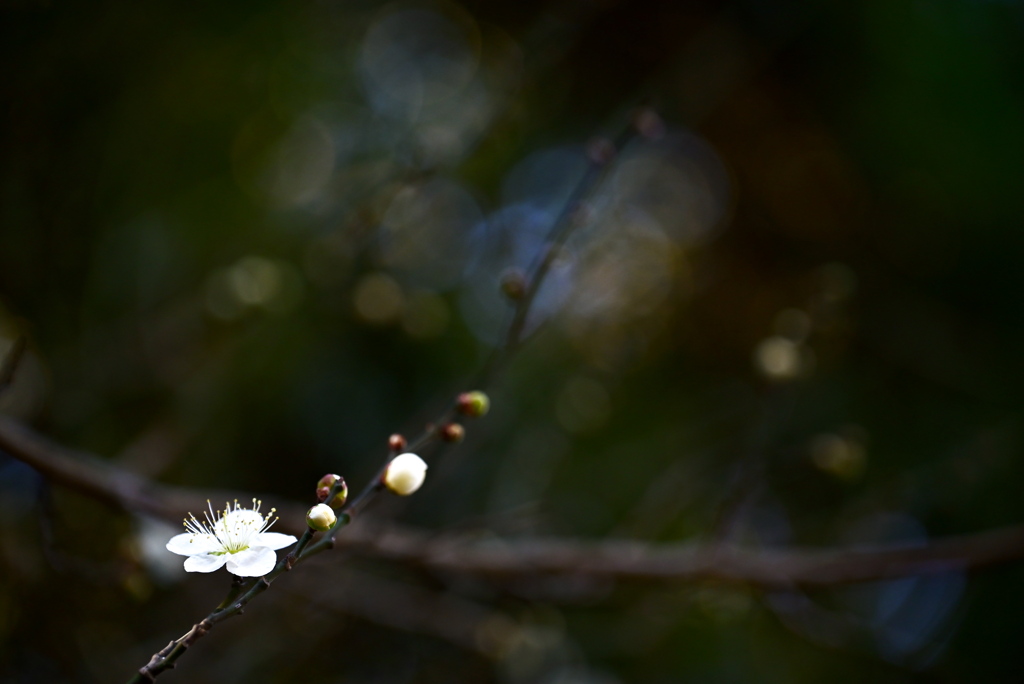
[126,475,346,683]
[475,127,631,389]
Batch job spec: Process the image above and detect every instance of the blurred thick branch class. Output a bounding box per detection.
[0,413,254,526]
[3,413,1023,590]
[0,334,26,394]
[350,519,1024,588]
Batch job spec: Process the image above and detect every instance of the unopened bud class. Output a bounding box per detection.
[317,473,340,490]
[306,503,337,531]
[500,269,527,301]
[315,473,348,508]
[457,391,490,417]
[383,452,428,496]
[329,479,348,509]
[388,433,407,452]
[440,423,465,443]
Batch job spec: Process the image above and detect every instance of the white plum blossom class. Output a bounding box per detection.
[383,452,428,495]
[166,499,296,577]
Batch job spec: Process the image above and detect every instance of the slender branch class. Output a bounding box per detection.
[284,129,640,562]
[476,127,634,388]
[215,575,247,611]
[299,122,641,546]
[129,491,341,681]
[128,568,280,683]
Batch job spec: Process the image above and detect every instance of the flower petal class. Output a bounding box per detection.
[225,546,276,577]
[254,532,298,551]
[183,553,228,573]
[167,533,222,556]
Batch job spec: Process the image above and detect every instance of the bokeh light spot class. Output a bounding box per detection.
[360,6,481,122]
[205,256,303,320]
[754,336,806,380]
[265,117,335,207]
[353,272,404,324]
[228,256,282,306]
[810,432,866,481]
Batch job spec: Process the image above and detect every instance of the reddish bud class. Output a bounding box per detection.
[317,473,340,490]
[440,423,465,443]
[388,433,407,452]
[315,473,347,509]
[500,269,527,301]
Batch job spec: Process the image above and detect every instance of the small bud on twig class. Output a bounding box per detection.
[383,452,428,496]
[440,423,465,443]
[330,480,348,509]
[457,391,490,417]
[317,473,340,490]
[500,269,527,301]
[306,503,337,531]
[388,433,407,452]
[315,473,348,508]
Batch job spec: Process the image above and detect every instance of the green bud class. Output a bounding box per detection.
[306,503,337,531]
[327,478,348,509]
[457,391,490,417]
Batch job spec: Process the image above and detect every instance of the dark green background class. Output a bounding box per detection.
[2,0,1024,681]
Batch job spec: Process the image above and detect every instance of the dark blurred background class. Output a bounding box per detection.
[3,0,1024,681]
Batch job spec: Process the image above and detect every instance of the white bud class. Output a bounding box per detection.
[305,503,337,531]
[383,452,428,496]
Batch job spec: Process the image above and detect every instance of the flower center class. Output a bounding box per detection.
[184,499,279,555]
